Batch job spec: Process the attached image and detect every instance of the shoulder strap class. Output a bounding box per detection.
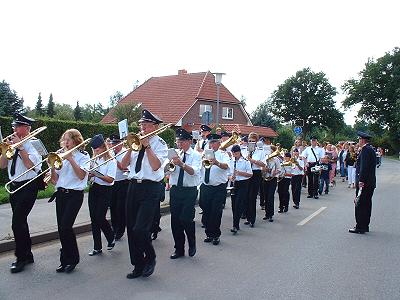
[310,147,319,162]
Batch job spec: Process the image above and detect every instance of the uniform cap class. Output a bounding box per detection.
[12,113,35,126]
[91,134,105,149]
[207,133,221,141]
[357,131,372,140]
[231,145,241,153]
[139,109,163,124]
[175,128,192,140]
[200,124,212,132]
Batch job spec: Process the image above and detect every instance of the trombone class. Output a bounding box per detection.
[85,123,173,172]
[0,126,47,159]
[5,138,91,194]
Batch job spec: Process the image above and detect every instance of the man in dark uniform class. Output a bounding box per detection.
[0,114,42,273]
[169,128,201,258]
[349,131,376,234]
[121,109,168,279]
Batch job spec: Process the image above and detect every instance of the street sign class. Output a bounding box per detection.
[201,111,212,125]
[294,126,302,135]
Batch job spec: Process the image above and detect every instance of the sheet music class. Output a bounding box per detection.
[192,130,200,140]
[118,119,129,139]
[204,149,215,160]
[31,139,48,156]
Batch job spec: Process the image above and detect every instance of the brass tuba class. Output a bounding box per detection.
[262,149,281,181]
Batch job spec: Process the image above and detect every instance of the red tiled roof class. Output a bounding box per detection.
[222,124,278,138]
[101,71,241,124]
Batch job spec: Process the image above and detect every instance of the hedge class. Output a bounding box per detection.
[0,117,176,185]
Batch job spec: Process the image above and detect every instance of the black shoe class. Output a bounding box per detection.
[250,223,255,228]
[170,252,184,259]
[348,227,366,234]
[107,240,116,250]
[26,256,34,264]
[88,249,102,256]
[293,205,299,209]
[278,209,283,213]
[262,216,268,220]
[204,236,213,243]
[325,191,328,194]
[314,196,319,199]
[188,244,196,257]
[199,211,203,214]
[261,206,265,210]
[151,232,158,240]
[142,259,156,277]
[307,195,313,198]
[244,221,250,225]
[10,261,26,273]
[268,217,274,222]
[64,264,76,273]
[318,191,322,195]
[127,268,143,279]
[56,265,65,273]
[284,208,288,212]
[201,224,205,228]
[212,237,220,245]
[230,227,238,234]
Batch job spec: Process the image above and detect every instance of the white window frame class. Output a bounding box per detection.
[199,104,212,117]
[222,107,234,120]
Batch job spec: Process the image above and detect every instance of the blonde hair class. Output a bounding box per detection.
[248,132,259,141]
[60,129,84,150]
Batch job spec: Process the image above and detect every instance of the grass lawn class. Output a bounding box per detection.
[0,184,56,205]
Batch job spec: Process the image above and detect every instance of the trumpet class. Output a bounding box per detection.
[0,126,47,159]
[5,138,91,194]
[166,150,183,173]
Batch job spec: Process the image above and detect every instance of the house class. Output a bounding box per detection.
[101,70,278,138]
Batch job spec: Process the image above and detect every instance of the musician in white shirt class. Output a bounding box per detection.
[87,134,117,257]
[262,145,281,222]
[290,149,305,209]
[228,145,252,233]
[301,136,325,199]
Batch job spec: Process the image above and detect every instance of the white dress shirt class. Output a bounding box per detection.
[91,157,117,186]
[249,148,266,170]
[55,150,90,190]
[114,147,129,181]
[229,156,252,181]
[169,147,202,187]
[196,138,210,153]
[291,158,305,176]
[8,139,42,182]
[201,149,230,186]
[301,146,325,163]
[263,144,272,156]
[127,135,168,182]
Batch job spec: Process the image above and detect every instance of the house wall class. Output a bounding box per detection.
[182,100,248,126]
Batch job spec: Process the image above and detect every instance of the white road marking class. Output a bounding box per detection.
[297,207,327,226]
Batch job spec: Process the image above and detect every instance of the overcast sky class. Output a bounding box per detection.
[1,0,398,125]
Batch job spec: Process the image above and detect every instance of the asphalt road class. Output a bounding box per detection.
[1,158,399,300]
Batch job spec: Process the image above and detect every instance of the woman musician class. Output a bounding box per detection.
[262,145,281,222]
[229,145,252,233]
[87,134,117,256]
[49,129,90,273]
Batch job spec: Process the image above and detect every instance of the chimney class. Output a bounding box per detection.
[178,69,187,75]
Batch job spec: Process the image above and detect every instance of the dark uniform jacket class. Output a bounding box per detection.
[356,144,376,189]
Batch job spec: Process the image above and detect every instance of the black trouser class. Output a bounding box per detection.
[201,183,226,238]
[170,186,197,253]
[262,177,277,218]
[126,180,160,270]
[56,189,84,266]
[291,175,302,206]
[259,176,265,207]
[88,183,114,250]
[231,179,249,229]
[278,178,291,210]
[151,181,165,235]
[110,179,129,238]
[9,180,38,262]
[307,163,320,197]
[355,186,374,230]
[246,170,261,224]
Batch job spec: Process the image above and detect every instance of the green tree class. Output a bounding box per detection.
[342,47,400,151]
[276,126,295,149]
[269,67,342,137]
[47,93,55,118]
[0,80,24,116]
[54,103,74,120]
[251,102,279,131]
[35,92,44,116]
[109,91,124,108]
[73,101,82,121]
[81,102,108,122]
[111,102,142,126]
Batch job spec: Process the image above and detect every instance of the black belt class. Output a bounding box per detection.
[11,179,31,186]
[130,179,158,184]
[48,188,83,203]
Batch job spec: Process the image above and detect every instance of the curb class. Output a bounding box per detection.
[0,205,170,254]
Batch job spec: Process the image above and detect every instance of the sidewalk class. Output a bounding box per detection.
[0,190,171,253]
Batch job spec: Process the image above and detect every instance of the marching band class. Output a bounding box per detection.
[0,110,376,278]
